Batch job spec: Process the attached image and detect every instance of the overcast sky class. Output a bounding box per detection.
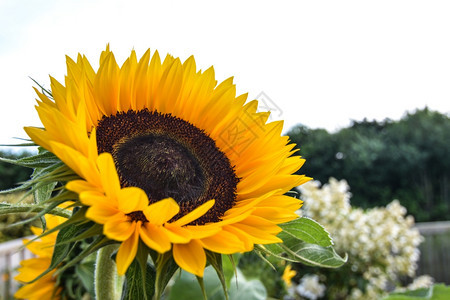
[1,0,449,150]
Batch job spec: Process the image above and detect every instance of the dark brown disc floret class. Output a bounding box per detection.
[96,109,239,225]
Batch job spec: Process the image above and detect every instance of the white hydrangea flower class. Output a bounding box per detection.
[295,274,326,300]
[298,178,427,299]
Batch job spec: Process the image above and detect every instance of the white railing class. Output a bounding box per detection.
[415,221,450,284]
[0,237,34,300]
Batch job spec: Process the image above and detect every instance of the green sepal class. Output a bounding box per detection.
[223,254,241,288]
[206,251,229,300]
[196,276,208,300]
[57,223,103,245]
[279,217,332,247]
[121,259,156,300]
[55,236,114,275]
[0,148,60,169]
[48,220,94,271]
[153,251,180,300]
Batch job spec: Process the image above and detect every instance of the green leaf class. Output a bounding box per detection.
[279,217,332,247]
[168,267,267,300]
[33,181,57,204]
[228,269,267,300]
[0,149,60,169]
[258,239,347,268]
[258,217,347,268]
[50,221,93,268]
[383,284,450,300]
[121,260,156,300]
[75,260,96,295]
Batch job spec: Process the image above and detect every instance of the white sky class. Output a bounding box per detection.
[1,0,449,149]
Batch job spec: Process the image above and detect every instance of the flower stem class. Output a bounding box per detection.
[95,244,120,300]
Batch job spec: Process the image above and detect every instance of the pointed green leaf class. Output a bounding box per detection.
[260,239,347,268]
[0,150,60,169]
[279,217,332,247]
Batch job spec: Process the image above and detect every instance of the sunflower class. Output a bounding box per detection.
[15,215,65,300]
[25,46,310,277]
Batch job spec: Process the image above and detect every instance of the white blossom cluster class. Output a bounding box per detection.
[295,274,326,300]
[296,178,427,299]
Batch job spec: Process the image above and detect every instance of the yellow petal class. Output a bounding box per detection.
[172,200,215,226]
[97,153,121,197]
[50,141,101,188]
[173,239,206,277]
[222,225,254,251]
[199,229,245,254]
[162,223,192,243]
[79,190,110,206]
[252,207,300,224]
[86,203,120,224]
[183,223,222,238]
[231,222,282,245]
[104,215,136,241]
[116,223,140,275]
[117,187,148,214]
[23,127,52,151]
[143,198,179,226]
[139,222,171,253]
[66,179,101,194]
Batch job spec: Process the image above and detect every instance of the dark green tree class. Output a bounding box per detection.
[0,150,33,190]
[288,108,450,222]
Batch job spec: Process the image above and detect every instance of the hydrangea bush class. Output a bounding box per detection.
[292,178,428,300]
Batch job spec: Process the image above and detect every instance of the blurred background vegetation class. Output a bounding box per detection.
[0,150,35,242]
[289,108,450,222]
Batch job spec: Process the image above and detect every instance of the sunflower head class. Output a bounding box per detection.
[23,46,311,284]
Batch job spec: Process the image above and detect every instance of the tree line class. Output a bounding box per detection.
[288,108,449,222]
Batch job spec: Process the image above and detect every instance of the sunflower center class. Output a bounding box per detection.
[127,211,148,223]
[96,109,239,225]
[114,134,205,203]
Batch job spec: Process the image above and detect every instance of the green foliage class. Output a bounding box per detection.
[383,284,450,300]
[0,150,34,190]
[258,216,346,268]
[288,108,450,221]
[0,193,39,242]
[168,267,267,300]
